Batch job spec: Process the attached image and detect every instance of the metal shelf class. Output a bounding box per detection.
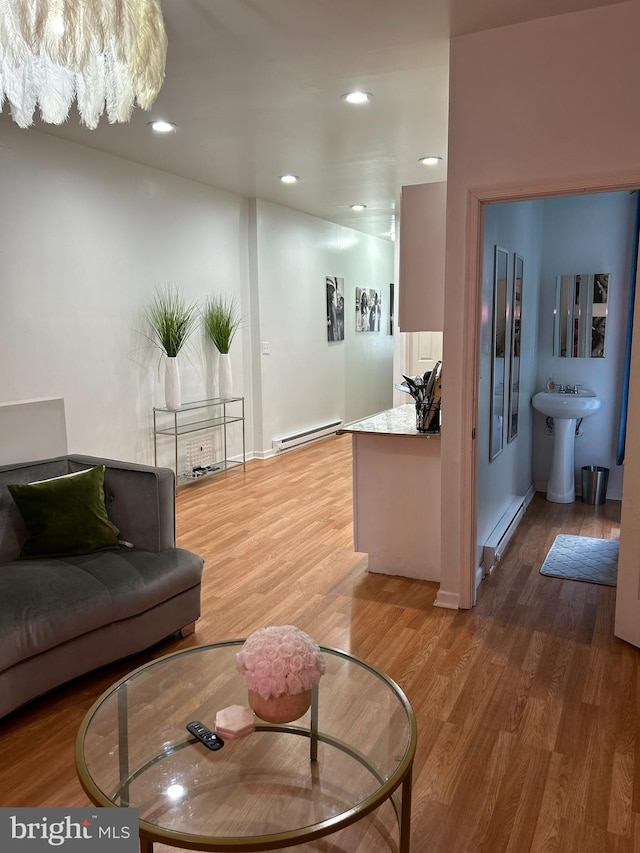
[177,459,244,485]
[154,415,244,437]
[154,396,243,414]
[153,398,245,487]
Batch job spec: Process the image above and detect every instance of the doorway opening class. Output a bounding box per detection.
[475,189,635,599]
[453,170,640,615]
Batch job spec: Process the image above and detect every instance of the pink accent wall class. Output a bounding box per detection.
[442,2,640,602]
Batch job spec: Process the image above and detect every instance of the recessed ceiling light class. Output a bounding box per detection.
[279,174,299,184]
[342,92,372,105]
[350,204,367,211]
[418,156,442,166]
[148,120,176,133]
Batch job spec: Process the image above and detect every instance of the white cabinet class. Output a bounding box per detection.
[398,181,447,332]
[341,407,442,581]
[406,331,444,377]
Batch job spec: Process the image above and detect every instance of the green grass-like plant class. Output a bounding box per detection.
[203,294,241,354]
[145,286,198,358]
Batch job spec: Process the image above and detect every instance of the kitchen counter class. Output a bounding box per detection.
[342,404,441,582]
[340,403,441,437]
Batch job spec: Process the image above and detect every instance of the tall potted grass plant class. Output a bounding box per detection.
[145,286,198,410]
[203,295,241,399]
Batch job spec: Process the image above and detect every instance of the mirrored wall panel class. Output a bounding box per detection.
[554,273,609,358]
[508,254,523,443]
[490,246,509,461]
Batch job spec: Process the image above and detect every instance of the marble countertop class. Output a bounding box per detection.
[339,404,441,437]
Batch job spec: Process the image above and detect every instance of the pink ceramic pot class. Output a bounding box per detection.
[248,689,312,724]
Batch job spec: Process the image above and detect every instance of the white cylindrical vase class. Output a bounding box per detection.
[165,357,181,410]
[218,353,233,399]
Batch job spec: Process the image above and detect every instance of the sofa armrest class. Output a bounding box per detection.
[67,455,175,552]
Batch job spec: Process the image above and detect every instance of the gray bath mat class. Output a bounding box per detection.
[539,534,619,586]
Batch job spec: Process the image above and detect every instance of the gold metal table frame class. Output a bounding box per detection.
[75,642,417,852]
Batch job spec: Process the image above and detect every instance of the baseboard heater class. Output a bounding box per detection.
[482,487,535,577]
[272,420,342,453]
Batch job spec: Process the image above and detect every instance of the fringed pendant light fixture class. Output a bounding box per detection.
[0,0,167,129]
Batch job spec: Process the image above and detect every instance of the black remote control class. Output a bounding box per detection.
[186,721,224,751]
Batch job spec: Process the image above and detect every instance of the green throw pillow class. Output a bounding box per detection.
[8,465,120,559]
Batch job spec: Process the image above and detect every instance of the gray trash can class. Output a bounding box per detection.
[581,465,609,505]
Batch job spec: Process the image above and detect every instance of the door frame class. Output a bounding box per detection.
[459,169,640,611]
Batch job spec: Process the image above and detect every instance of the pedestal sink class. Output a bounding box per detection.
[532,389,601,503]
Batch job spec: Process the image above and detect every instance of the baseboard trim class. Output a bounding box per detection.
[535,481,622,502]
[253,449,276,460]
[482,489,532,577]
[434,589,460,610]
[523,482,536,509]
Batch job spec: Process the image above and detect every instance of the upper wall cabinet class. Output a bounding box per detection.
[398,181,447,332]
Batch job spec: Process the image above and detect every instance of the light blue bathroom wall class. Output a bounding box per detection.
[535,192,636,499]
[478,200,543,565]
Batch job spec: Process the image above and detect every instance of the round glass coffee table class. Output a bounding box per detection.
[75,641,416,852]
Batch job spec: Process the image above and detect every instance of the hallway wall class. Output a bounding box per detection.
[478,200,542,566]
[252,200,394,456]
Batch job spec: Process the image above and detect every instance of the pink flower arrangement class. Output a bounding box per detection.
[236,625,326,700]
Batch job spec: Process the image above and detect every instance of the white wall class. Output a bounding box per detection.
[534,192,635,499]
[0,123,393,468]
[444,2,640,605]
[478,200,542,562]
[0,399,67,465]
[0,122,251,466]
[254,200,394,455]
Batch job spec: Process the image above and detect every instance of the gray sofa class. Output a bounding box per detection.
[0,454,204,719]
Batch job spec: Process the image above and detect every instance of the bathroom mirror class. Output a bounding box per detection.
[508,254,523,443]
[490,246,509,461]
[554,273,609,358]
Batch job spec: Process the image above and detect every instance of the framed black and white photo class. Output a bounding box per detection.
[326,276,345,341]
[389,283,394,335]
[356,287,382,332]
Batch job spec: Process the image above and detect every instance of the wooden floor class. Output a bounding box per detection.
[0,433,634,852]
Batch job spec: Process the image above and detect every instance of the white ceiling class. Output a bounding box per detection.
[19,0,626,241]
